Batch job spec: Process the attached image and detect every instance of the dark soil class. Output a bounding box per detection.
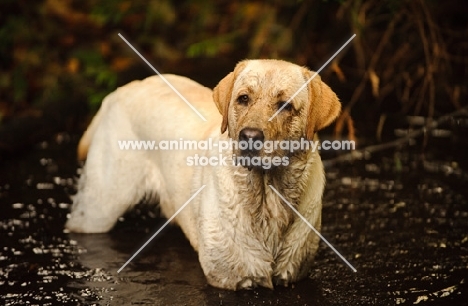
[1,123,467,305]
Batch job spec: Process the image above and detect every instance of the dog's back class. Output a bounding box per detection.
[67,75,220,236]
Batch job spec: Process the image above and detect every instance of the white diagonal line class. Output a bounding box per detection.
[118,33,207,121]
[269,34,356,121]
[268,185,357,272]
[117,185,206,273]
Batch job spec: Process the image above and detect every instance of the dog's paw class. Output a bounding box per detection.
[65,211,116,233]
[236,276,273,290]
[274,256,314,287]
[273,258,304,287]
[236,277,256,290]
[273,270,293,287]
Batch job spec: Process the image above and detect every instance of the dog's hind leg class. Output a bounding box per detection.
[66,143,152,233]
[66,102,159,233]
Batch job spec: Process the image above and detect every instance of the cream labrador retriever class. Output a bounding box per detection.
[66,59,341,290]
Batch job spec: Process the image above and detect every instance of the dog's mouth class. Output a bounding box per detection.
[234,148,262,170]
[233,151,289,171]
[233,127,298,170]
[239,147,261,158]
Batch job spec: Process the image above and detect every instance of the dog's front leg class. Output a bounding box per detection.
[199,244,275,290]
[196,209,275,290]
[273,212,321,286]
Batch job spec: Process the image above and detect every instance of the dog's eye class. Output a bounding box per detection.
[237,95,250,105]
[278,101,293,111]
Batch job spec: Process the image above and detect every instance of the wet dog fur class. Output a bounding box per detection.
[66,59,341,290]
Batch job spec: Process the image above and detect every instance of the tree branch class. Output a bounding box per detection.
[324,106,468,168]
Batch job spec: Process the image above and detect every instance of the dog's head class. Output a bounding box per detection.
[213,59,341,167]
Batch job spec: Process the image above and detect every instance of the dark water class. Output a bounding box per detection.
[1,124,467,305]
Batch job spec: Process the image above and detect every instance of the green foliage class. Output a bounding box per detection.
[187,32,240,57]
[72,49,117,111]
[0,0,464,125]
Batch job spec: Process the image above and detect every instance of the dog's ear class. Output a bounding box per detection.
[303,69,341,140]
[213,61,247,134]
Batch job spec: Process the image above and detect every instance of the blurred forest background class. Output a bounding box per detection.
[0,0,467,156]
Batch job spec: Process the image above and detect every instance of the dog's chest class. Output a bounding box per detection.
[230,172,302,257]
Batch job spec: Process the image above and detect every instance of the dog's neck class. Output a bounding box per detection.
[226,151,318,258]
[229,149,319,254]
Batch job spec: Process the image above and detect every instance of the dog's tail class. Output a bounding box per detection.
[77,106,105,161]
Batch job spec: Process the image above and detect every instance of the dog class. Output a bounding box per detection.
[66,59,341,290]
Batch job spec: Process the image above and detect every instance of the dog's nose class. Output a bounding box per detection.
[239,128,264,144]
